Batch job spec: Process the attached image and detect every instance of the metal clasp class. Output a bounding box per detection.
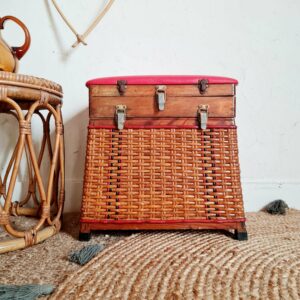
[155,85,166,111]
[115,105,127,130]
[198,79,208,94]
[198,105,209,130]
[117,80,127,95]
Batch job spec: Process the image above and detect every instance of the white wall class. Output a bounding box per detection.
[1,0,300,212]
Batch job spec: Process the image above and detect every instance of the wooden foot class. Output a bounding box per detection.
[234,222,248,241]
[234,230,248,241]
[79,223,91,241]
[79,232,91,241]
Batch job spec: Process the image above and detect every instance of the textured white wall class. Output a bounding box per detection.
[1,0,300,212]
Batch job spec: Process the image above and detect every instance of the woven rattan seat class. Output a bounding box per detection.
[0,71,62,104]
[0,71,62,93]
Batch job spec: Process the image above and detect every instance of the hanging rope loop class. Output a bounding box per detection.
[75,34,87,46]
[51,0,115,48]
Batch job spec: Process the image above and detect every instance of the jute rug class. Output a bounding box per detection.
[50,210,300,300]
[0,213,127,287]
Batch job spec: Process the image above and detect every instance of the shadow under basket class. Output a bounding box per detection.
[79,75,247,241]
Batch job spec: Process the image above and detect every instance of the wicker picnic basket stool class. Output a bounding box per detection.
[0,71,65,253]
[80,75,247,241]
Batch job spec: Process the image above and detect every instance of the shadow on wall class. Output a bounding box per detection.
[44,0,76,61]
[63,108,89,212]
[0,114,19,207]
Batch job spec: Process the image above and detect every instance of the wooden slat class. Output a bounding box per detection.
[90,84,235,97]
[81,221,244,231]
[90,96,235,118]
[89,117,235,127]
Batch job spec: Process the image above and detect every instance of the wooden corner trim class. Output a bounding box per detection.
[88,125,238,130]
[80,218,246,224]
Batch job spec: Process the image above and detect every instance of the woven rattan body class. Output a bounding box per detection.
[80,76,247,240]
[0,71,65,253]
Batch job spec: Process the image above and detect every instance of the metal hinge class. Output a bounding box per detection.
[155,85,166,111]
[115,105,127,130]
[117,80,127,95]
[198,105,209,130]
[198,79,208,94]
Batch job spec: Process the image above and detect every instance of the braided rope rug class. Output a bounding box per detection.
[50,210,300,300]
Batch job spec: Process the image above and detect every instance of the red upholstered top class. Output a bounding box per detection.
[86,75,238,86]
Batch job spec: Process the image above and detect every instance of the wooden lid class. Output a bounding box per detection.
[86,75,238,86]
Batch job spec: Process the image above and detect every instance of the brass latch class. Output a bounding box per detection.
[198,105,209,130]
[155,85,166,111]
[198,79,208,94]
[117,80,127,95]
[115,105,127,130]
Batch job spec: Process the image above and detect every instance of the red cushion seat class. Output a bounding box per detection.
[86,75,238,86]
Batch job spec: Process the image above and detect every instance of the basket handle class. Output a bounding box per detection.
[0,15,31,60]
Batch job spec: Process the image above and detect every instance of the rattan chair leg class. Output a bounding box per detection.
[0,93,64,253]
[0,225,57,254]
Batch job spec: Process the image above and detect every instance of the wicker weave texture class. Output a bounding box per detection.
[0,71,62,93]
[81,128,244,222]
